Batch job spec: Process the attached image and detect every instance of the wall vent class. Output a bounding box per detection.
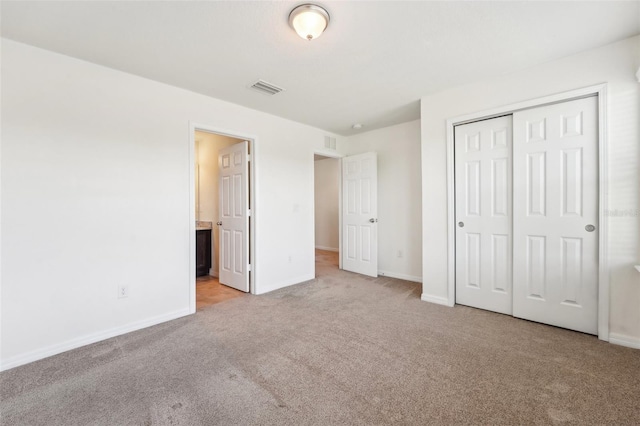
[249,79,284,95]
[324,136,337,150]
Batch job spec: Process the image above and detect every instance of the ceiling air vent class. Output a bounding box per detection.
[249,79,284,96]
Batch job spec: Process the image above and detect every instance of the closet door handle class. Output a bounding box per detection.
[585,224,596,232]
[216,221,222,226]
[458,222,464,228]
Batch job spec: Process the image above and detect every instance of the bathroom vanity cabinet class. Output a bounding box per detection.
[196,229,211,277]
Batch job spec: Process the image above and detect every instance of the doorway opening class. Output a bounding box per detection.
[314,154,340,277]
[191,127,255,312]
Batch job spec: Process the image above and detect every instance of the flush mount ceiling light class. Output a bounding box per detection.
[288,4,330,41]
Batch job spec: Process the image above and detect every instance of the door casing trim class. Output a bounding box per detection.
[444,83,609,341]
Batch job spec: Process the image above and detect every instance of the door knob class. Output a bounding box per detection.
[585,224,596,232]
[458,222,464,228]
[216,221,222,226]
[369,218,378,223]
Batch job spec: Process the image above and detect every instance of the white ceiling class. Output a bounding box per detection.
[3,1,639,136]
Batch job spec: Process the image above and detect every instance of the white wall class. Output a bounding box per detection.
[345,120,422,282]
[0,39,341,369]
[195,131,241,276]
[314,158,339,252]
[421,36,640,343]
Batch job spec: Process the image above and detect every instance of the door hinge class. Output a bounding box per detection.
[247,154,251,162]
[248,264,252,272]
[247,209,251,217]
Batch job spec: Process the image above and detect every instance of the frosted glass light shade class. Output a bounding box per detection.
[289,4,330,41]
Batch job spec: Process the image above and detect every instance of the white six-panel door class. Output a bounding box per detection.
[218,141,250,293]
[455,116,513,315]
[512,97,598,334]
[342,152,378,277]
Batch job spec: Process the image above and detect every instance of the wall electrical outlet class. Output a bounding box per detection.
[118,285,129,299]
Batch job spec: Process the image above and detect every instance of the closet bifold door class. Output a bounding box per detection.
[512,96,599,335]
[454,115,513,315]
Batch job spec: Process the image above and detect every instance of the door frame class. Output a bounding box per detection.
[188,122,258,314]
[445,83,610,341]
[312,150,344,271]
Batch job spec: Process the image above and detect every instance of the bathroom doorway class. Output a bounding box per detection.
[190,126,255,312]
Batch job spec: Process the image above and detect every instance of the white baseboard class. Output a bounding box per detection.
[378,270,422,283]
[421,293,453,307]
[0,308,192,372]
[208,269,219,278]
[256,273,315,295]
[609,332,640,350]
[315,246,339,252]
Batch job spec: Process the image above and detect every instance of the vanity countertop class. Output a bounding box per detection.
[196,221,212,231]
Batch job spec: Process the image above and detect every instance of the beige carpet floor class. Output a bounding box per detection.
[1,250,639,425]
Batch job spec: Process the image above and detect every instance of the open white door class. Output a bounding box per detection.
[342,152,378,277]
[512,97,598,334]
[218,141,250,292]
